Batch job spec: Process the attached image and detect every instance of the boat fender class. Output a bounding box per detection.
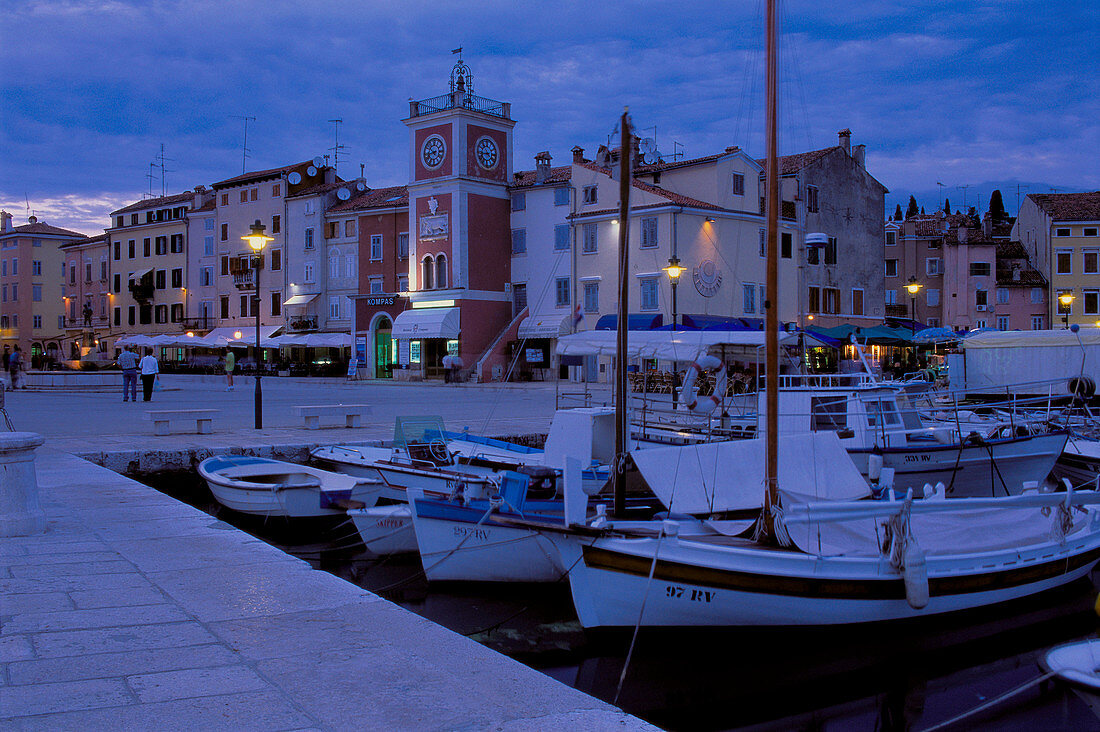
[591,503,608,529]
[662,520,680,539]
[680,354,726,415]
[868,453,883,482]
[930,482,946,501]
[903,542,929,609]
[921,483,934,499]
[878,467,895,492]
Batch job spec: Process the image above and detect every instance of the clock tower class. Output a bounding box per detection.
[397,54,517,380]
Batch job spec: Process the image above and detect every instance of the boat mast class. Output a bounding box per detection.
[759,0,783,541]
[614,109,634,517]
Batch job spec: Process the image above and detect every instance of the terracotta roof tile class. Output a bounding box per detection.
[111,191,196,216]
[213,161,309,188]
[327,185,409,213]
[1029,191,1100,221]
[510,165,573,188]
[286,179,352,199]
[1,221,86,238]
[756,146,841,175]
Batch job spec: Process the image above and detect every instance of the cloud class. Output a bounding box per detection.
[2,0,1098,231]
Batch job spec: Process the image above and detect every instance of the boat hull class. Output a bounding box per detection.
[1042,639,1100,720]
[410,499,567,583]
[552,530,1100,628]
[348,505,418,556]
[847,432,1066,497]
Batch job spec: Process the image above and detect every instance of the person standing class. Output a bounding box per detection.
[139,348,159,402]
[224,350,235,391]
[8,346,23,389]
[116,344,139,402]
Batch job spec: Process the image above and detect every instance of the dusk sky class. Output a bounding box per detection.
[2,0,1097,234]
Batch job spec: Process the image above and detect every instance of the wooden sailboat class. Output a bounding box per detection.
[540,0,1100,629]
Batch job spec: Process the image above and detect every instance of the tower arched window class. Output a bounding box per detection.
[421,256,434,290]
[436,254,447,290]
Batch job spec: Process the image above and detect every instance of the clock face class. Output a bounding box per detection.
[475,136,499,170]
[422,135,446,169]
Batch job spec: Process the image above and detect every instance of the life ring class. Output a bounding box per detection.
[679,354,727,415]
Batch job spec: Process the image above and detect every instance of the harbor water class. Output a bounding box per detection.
[148,470,1100,731]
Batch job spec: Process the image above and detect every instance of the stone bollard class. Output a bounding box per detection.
[0,432,47,536]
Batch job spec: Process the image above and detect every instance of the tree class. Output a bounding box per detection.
[989,189,1007,221]
[944,198,951,214]
[920,206,926,215]
[906,195,919,219]
[894,203,903,220]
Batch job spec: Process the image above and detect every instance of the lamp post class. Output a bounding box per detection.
[905,276,922,335]
[242,220,273,429]
[1059,292,1075,329]
[663,254,687,404]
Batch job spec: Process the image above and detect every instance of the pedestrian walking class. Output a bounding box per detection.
[224,351,235,391]
[442,354,453,383]
[116,344,139,402]
[139,348,159,402]
[8,346,23,389]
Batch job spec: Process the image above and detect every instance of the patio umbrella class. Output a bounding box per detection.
[911,327,958,344]
[963,326,999,338]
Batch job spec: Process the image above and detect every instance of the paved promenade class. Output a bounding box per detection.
[0,377,651,731]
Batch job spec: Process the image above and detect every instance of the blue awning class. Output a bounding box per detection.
[594,313,664,331]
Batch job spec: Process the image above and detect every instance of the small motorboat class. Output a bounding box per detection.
[197,455,384,518]
[347,504,418,556]
[1041,638,1100,719]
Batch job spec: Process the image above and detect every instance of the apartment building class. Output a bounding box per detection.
[59,233,111,360]
[332,185,410,378]
[0,212,85,365]
[1013,191,1100,327]
[105,192,198,349]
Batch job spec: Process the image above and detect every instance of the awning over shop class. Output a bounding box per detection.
[391,307,460,339]
[283,293,320,307]
[594,313,664,331]
[229,332,353,348]
[517,311,572,339]
[557,329,803,361]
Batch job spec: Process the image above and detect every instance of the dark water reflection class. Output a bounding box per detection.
[147,470,1100,731]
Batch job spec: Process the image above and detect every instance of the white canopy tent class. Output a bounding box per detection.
[196,326,282,348]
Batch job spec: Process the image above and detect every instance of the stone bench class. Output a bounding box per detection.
[143,409,218,436]
[291,404,372,430]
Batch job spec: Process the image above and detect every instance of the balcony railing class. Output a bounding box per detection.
[411,92,508,119]
[885,303,909,318]
[128,281,154,300]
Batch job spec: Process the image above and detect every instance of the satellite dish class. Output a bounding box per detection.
[336,188,351,200]
[355,181,366,191]
[312,156,325,168]
[640,137,660,165]
[306,165,318,177]
[287,171,302,185]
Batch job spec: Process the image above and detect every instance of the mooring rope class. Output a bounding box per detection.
[918,670,1057,732]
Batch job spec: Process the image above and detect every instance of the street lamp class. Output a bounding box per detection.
[662,255,686,329]
[242,219,273,429]
[663,254,687,404]
[1059,292,1075,329]
[905,276,923,335]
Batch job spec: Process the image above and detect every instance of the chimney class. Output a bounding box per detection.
[571,146,586,164]
[958,227,968,243]
[1012,265,1021,282]
[838,128,851,155]
[535,151,552,184]
[0,211,11,232]
[27,215,37,224]
[324,166,336,184]
[595,145,612,170]
[983,212,993,239]
[853,144,865,168]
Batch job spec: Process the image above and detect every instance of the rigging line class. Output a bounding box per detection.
[613,529,667,707]
[918,670,1057,732]
[476,246,571,436]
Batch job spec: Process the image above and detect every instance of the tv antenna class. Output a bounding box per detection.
[231,115,256,173]
[1013,183,1030,214]
[145,163,157,198]
[328,119,346,176]
[154,143,174,196]
[671,141,684,161]
[955,184,970,213]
